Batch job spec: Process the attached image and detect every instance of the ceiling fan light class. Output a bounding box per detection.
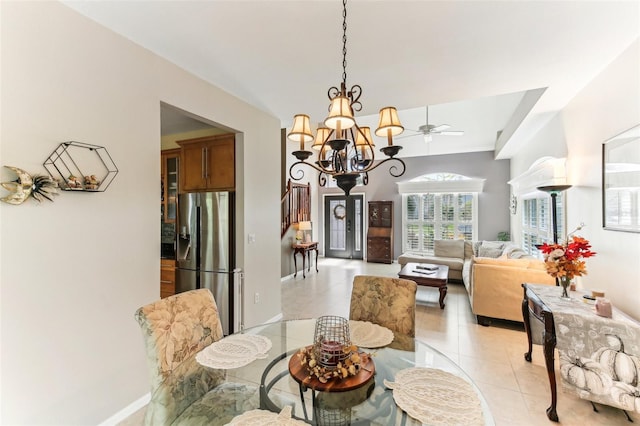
[375,106,404,137]
[325,96,355,130]
[423,133,433,143]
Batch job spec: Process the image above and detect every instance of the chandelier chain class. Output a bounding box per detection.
[341,0,348,87]
[287,0,407,196]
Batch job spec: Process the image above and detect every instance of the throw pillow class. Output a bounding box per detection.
[434,239,465,258]
[480,241,505,250]
[472,241,483,257]
[508,250,529,259]
[477,246,503,258]
[502,245,526,258]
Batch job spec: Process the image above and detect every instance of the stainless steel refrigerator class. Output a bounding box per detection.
[176,192,236,334]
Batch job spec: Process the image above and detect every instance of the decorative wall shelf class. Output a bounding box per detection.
[44,141,118,192]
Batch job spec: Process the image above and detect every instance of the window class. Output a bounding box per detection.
[521,195,565,256]
[399,173,483,253]
[403,192,477,253]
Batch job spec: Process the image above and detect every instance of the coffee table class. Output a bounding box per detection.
[398,262,449,309]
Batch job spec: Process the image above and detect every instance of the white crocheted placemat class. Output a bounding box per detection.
[196,334,272,370]
[384,367,484,426]
[349,320,394,348]
[225,406,306,425]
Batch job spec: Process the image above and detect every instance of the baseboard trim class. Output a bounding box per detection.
[98,392,150,426]
[281,273,295,281]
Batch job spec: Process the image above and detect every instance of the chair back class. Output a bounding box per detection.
[135,289,224,391]
[350,275,417,337]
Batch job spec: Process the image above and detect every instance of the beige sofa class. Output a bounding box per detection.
[398,240,555,325]
[398,239,473,282]
[468,256,555,325]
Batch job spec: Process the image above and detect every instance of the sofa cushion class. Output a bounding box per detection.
[473,256,532,268]
[462,259,472,294]
[527,259,547,270]
[434,239,464,259]
[463,241,474,260]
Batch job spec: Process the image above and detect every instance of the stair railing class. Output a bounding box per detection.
[281,180,311,237]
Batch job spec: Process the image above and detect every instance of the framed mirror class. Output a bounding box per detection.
[602,124,640,232]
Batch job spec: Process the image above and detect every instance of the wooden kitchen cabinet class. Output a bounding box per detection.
[161,148,180,223]
[160,259,176,299]
[367,201,393,263]
[177,134,235,192]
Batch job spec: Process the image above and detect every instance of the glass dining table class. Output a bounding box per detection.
[149,319,494,425]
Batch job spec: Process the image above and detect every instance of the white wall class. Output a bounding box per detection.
[0,2,281,424]
[510,39,640,319]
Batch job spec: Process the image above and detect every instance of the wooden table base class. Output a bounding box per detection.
[522,284,559,422]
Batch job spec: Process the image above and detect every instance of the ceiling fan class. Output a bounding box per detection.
[400,106,465,142]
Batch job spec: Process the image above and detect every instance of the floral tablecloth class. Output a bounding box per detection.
[531,284,640,412]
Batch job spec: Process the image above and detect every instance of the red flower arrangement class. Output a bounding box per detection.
[539,235,596,280]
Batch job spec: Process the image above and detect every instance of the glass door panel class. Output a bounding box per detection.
[324,195,363,259]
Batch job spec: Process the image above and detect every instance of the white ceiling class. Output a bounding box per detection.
[63,0,639,159]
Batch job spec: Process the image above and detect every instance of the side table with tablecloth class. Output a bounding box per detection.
[522,283,640,422]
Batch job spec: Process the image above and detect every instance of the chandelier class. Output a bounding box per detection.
[287,0,407,196]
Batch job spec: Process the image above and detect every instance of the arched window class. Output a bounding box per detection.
[398,173,483,253]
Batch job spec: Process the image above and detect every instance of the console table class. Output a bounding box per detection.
[522,283,640,423]
[292,242,318,279]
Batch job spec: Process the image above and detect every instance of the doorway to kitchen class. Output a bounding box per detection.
[324,194,364,259]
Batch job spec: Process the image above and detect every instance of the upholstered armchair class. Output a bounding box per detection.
[135,289,257,425]
[349,275,417,338]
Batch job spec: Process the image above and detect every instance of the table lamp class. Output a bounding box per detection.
[298,221,312,243]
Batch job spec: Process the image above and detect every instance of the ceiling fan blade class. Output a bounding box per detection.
[437,130,465,136]
[430,124,450,132]
[395,131,421,140]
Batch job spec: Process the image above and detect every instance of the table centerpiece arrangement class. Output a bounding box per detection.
[289,316,374,390]
[539,224,596,299]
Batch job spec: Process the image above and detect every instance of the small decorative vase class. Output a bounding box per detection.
[559,276,571,299]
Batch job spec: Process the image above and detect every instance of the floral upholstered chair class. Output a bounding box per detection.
[135,289,258,425]
[349,275,417,338]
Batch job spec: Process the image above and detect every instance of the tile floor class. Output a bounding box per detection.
[121,258,636,425]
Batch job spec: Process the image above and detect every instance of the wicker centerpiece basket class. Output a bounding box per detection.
[289,316,375,391]
[314,315,353,369]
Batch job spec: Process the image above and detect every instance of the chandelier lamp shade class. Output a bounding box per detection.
[286,0,408,196]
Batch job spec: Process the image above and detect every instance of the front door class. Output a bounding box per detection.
[324,195,364,259]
